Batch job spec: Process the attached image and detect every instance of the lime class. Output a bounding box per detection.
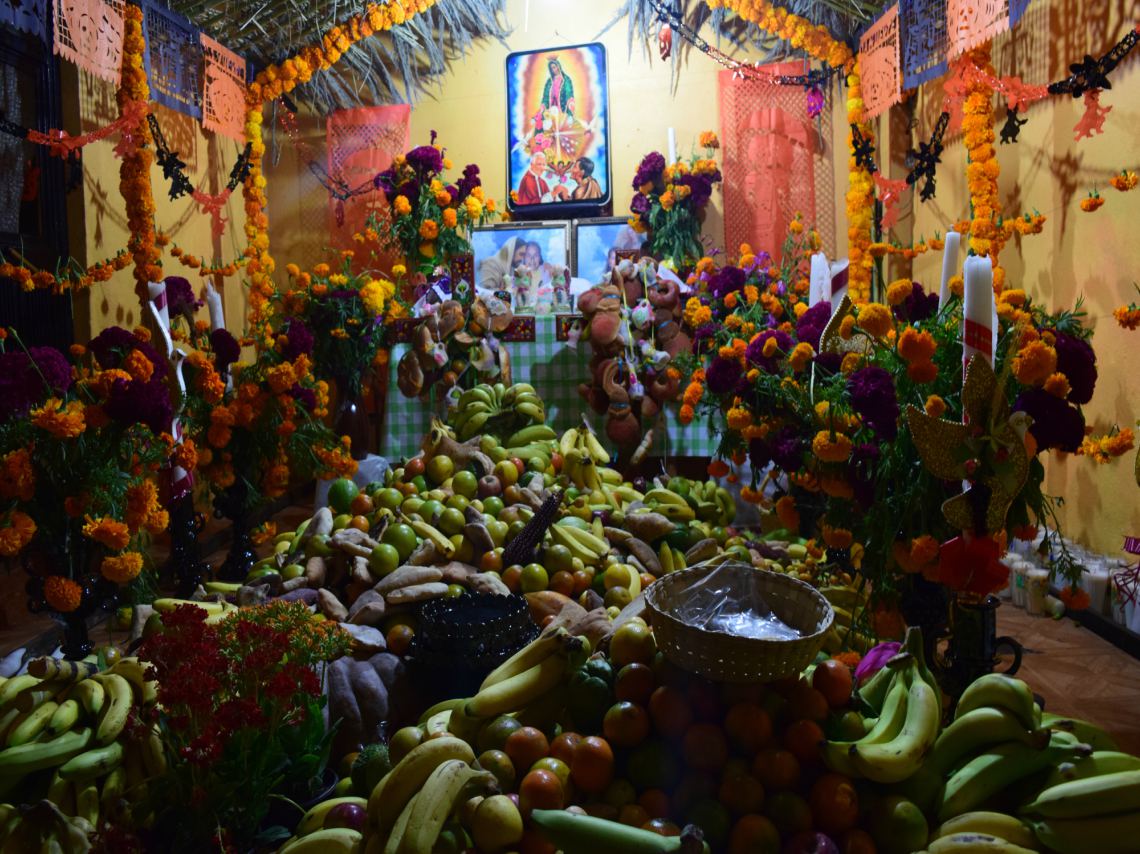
[544,543,574,574]
[369,543,400,577]
[327,478,360,515]
[520,564,549,593]
[426,455,455,485]
[281,563,305,581]
[487,520,509,547]
[332,513,352,531]
[477,715,523,754]
[410,475,428,494]
[445,584,466,598]
[400,497,424,518]
[438,507,466,537]
[375,487,404,511]
[452,470,478,499]
[869,795,928,854]
[493,460,519,487]
[604,586,633,609]
[481,496,504,518]
[506,520,526,542]
[381,523,418,561]
[418,500,444,524]
[686,798,731,849]
[445,494,469,513]
[526,455,548,473]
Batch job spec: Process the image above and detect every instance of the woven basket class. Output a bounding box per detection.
[645,563,834,683]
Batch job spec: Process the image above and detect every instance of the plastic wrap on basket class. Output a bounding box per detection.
[676,562,803,640]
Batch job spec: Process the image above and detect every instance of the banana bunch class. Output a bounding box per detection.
[450,383,545,442]
[548,519,611,567]
[359,736,496,854]
[0,657,163,833]
[822,628,942,784]
[445,627,589,745]
[819,585,875,655]
[152,595,239,626]
[0,799,97,853]
[667,477,737,527]
[559,422,612,491]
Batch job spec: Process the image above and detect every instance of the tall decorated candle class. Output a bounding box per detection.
[939,231,961,309]
[961,254,995,374]
[809,252,829,305]
[205,282,226,332]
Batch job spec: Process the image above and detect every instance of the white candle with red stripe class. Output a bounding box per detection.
[809,252,829,305]
[962,254,995,374]
[939,231,960,309]
[828,259,849,310]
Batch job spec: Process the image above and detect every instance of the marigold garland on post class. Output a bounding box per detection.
[962,45,1001,262]
[705,0,855,70]
[241,0,439,331]
[118,4,161,304]
[846,60,875,303]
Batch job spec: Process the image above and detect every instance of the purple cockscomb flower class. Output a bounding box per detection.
[290,384,317,411]
[1053,332,1097,405]
[630,193,651,216]
[706,356,742,394]
[406,144,444,176]
[745,329,793,374]
[709,265,746,300]
[848,366,899,440]
[632,152,666,190]
[796,300,833,351]
[1014,388,1085,452]
[278,320,313,362]
[89,327,166,379]
[0,347,72,420]
[164,276,202,317]
[210,329,241,373]
[770,427,805,473]
[105,378,173,434]
[892,281,939,323]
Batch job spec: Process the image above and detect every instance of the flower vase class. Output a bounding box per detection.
[334,383,371,461]
[898,575,950,669]
[942,593,1023,702]
[164,492,210,596]
[214,483,257,582]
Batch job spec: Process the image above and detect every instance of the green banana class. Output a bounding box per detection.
[927,832,1038,853]
[7,699,58,746]
[926,706,1049,779]
[851,672,940,783]
[933,812,1041,850]
[954,674,1038,731]
[0,726,92,776]
[1022,769,1140,819]
[1040,713,1120,752]
[279,827,363,853]
[529,809,711,854]
[1044,750,1140,788]
[58,741,124,782]
[506,424,557,447]
[1029,811,1140,854]
[939,735,1091,822]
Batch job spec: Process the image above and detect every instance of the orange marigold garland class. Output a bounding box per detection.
[0,250,131,295]
[118,4,162,304]
[706,0,854,70]
[242,0,439,331]
[846,60,875,303]
[962,45,1001,260]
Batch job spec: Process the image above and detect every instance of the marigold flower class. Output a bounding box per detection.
[886,279,914,306]
[788,342,815,372]
[726,407,752,431]
[1013,340,1058,386]
[774,495,800,531]
[839,315,856,340]
[1110,171,1138,192]
[1080,194,1105,212]
[840,352,862,374]
[1043,372,1071,398]
[699,130,720,149]
[30,399,86,439]
[101,551,144,583]
[924,395,946,418]
[678,404,695,425]
[0,510,36,557]
[0,449,35,501]
[812,430,853,463]
[44,575,82,612]
[1114,306,1140,330]
[1059,585,1091,611]
[393,195,412,216]
[856,303,893,338]
[822,524,853,550]
[907,359,939,383]
[82,515,130,550]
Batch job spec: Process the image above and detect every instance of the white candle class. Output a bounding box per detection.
[962,254,995,374]
[939,231,961,309]
[205,282,225,332]
[146,281,174,357]
[809,252,829,305]
[829,259,849,310]
[667,127,677,164]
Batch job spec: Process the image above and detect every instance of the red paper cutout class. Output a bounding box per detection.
[53,0,124,84]
[946,0,1010,59]
[860,5,902,120]
[201,33,246,143]
[25,99,147,159]
[1073,89,1112,141]
[874,174,909,231]
[191,188,233,238]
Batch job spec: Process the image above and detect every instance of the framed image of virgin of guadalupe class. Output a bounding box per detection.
[506,42,612,220]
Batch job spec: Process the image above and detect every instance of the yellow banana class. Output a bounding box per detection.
[297,796,368,836]
[8,699,58,746]
[481,629,568,691]
[397,760,494,854]
[91,673,133,745]
[423,709,452,739]
[0,675,39,707]
[73,678,105,717]
[368,736,476,837]
[403,517,456,558]
[279,828,363,853]
[75,779,101,827]
[100,765,126,819]
[109,658,158,706]
[381,792,419,854]
[581,429,610,464]
[46,771,74,814]
[59,741,124,782]
[27,659,97,682]
[140,727,167,778]
[465,655,568,719]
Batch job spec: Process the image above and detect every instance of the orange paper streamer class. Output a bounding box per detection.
[946,0,1010,60]
[201,32,246,143]
[52,0,124,84]
[859,5,902,120]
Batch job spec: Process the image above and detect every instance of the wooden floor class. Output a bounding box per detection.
[998,606,1140,754]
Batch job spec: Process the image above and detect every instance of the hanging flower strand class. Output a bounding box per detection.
[846,59,875,303]
[242,0,440,332]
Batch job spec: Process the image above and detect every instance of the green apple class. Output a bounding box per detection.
[369,543,400,577]
[452,470,478,499]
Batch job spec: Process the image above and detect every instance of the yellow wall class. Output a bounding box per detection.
[71,70,247,342]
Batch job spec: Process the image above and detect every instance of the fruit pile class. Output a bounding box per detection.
[0,656,163,846]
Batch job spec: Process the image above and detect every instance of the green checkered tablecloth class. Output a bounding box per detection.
[381,316,717,461]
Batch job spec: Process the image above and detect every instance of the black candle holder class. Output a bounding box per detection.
[25,571,119,660]
[164,492,210,596]
[213,482,257,582]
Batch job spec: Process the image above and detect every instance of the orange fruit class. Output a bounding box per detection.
[728,814,781,854]
[519,768,564,814]
[682,723,728,773]
[349,493,374,516]
[477,715,523,753]
[639,572,656,590]
[813,659,855,709]
[642,818,681,837]
[722,682,764,706]
[619,804,650,827]
[519,828,557,854]
[752,748,800,791]
[572,570,592,595]
[549,570,575,596]
[603,778,637,808]
[841,828,878,854]
[549,732,582,765]
[603,701,650,748]
[638,788,670,820]
[614,663,656,706]
[386,624,414,656]
[785,684,830,722]
[609,622,657,667]
[569,735,614,794]
[530,756,571,791]
[718,772,765,817]
[648,685,692,739]
[809,772,860,835]
[504,726,550,775]
[349,514,371,532]
[480,551,503,572]
[477,749,516,792]
[502,565,523,593]
[688,679,724,723]
[724,702,773,755]
[783,718,825,765]
[582,802,619,821]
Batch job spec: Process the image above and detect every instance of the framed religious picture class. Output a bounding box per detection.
[505,42,612,219]
[470,222,571,315]
[572,217,647,284]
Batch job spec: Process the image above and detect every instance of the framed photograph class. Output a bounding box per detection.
[572,217,647,284]
[470,223,572,314]
[506,42,611,217]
